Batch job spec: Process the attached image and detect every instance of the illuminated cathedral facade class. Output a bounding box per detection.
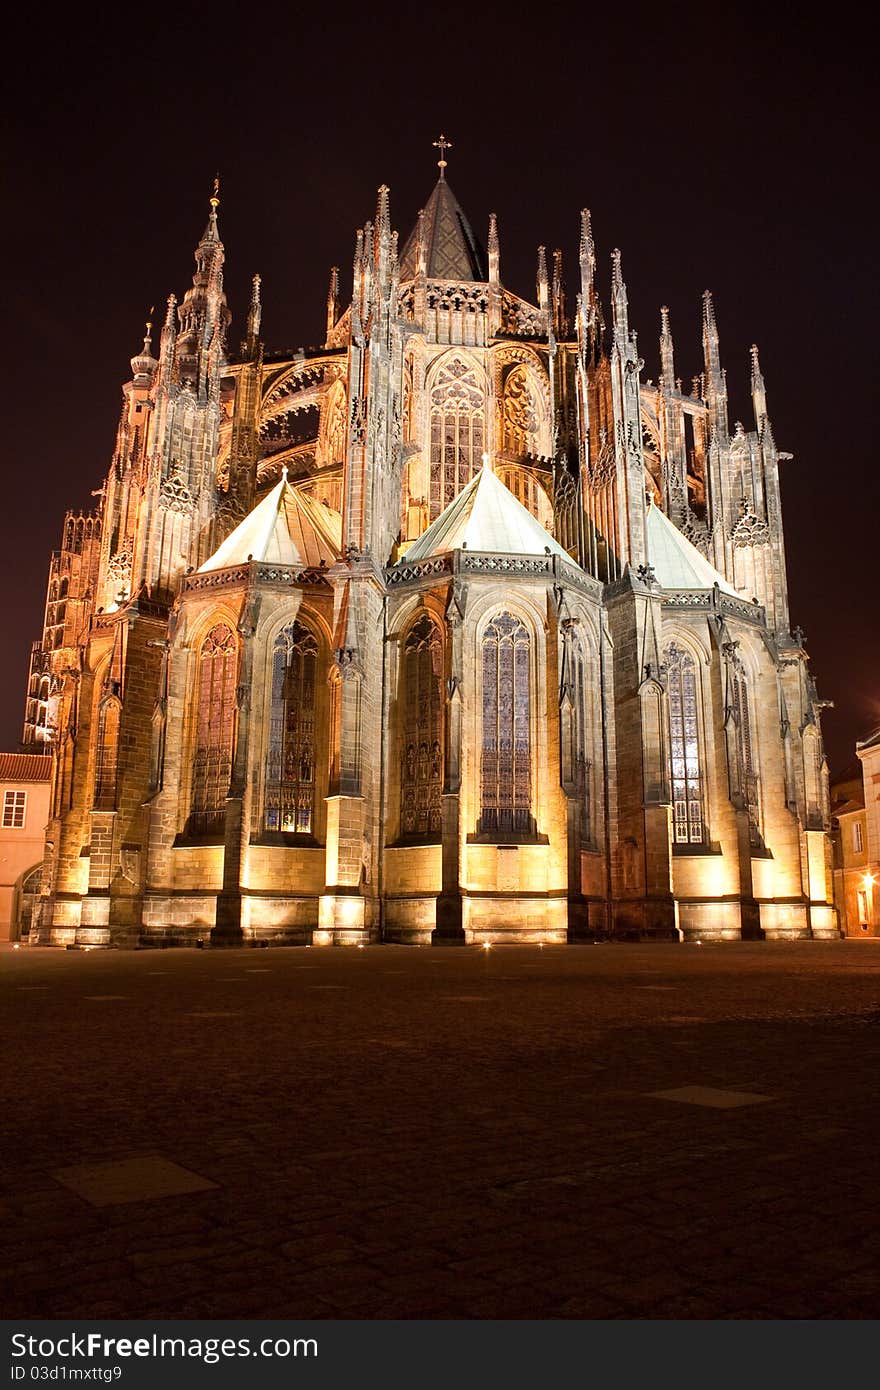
[22,147,838,945]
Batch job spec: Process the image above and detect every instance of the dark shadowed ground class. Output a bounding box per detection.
[3,940,879,1319]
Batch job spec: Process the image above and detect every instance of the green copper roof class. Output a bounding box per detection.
[198,476,341,571]
[402,463,574,564]
[645,500,738,595]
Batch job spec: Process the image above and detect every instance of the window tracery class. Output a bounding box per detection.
[479,612,533,835]
[265,621,318,834]
[665,644,705,845]
[399,615,443,841]
[321,385,347,466]
[189,623,237,836]
[429,357,484,519]
[501,365,539,456]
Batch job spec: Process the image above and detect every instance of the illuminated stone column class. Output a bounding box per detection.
[433,601,465,943]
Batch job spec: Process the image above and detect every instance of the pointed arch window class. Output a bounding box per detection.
[189,623,238,836]
[93,697,121,810]
[429,357,484,520]
[480,612,533,836]
[665,644,704,845]
[265,622,318,834]
[399,614,443,841]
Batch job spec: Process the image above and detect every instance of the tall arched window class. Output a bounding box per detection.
[265,621,318,834]
[189,623,237,835]
[429,357,484,519]
[480,612,533,835]
[665,644,704,845]
[399,614,443,841]
[93,698,121,810]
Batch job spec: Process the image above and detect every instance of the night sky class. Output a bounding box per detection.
[4,6,876,773]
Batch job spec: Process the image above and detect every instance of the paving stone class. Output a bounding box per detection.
[52,1155,218,1206]
[649,1084,773,1108]
[5,940,880,1318]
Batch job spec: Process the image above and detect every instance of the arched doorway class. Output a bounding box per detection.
[13,863,41,942]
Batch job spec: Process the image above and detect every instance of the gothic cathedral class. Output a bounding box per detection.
[21,149,838,946]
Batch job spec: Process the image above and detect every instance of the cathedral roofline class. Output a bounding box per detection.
[399,175,486,283]
[645,499,739,597]
[198,474,341,572]
[402,458,577,566]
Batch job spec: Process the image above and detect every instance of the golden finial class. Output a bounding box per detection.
[210,174,220,209]
[433,134,452,178]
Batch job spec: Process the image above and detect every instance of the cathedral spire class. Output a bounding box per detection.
[376,184,391,246]
[245,273,262,352]
[175,180,230,388]
[415,209,427,277]
[702,290,722,382]
[750,343,768,426]
[579,209,595,298]
[199,175,222,247]
[325,266,339,341]
[399,172,484,281]
[536,245,549,314]
[157,293,177,385]
[552,249,567,337]
[611,248,629,339]
[488,212,500,285]
[659,305,675,390]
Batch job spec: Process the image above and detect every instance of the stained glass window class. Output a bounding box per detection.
[480,613,533,835]
[399,614,443,840]
[429,358,484,520]
[189,623,237,836]
[666,645,704,844]
[93,698,121,810]
[264,622,318,834]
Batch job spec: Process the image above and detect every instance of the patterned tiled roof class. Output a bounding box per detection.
[0,753,53,782]
[400,177,485,282]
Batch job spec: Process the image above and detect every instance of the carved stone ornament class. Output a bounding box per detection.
[159,464,195,515]
[107,540,133,589]
[731,499,771,548]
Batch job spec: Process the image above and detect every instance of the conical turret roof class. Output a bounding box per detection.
[400,176,485,281]
[402,462,574,563]
[198,476,341,572]
[645,499,738,595]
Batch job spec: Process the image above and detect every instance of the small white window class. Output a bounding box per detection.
[2,790,27,828]
[853,821,864,854]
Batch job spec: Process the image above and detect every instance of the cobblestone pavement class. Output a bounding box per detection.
[2,940,880,1319]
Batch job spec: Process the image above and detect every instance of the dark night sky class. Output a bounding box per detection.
[3,5,877,772]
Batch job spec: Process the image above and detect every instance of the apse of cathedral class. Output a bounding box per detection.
[21,146,838,946]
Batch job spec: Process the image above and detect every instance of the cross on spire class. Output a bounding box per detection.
[433,133,452,178]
